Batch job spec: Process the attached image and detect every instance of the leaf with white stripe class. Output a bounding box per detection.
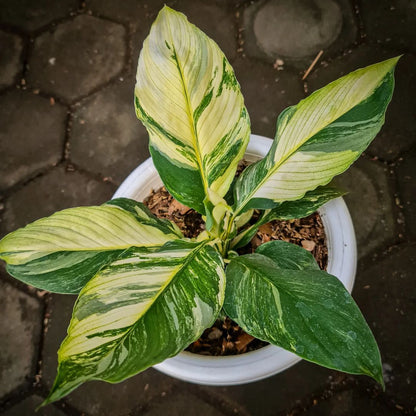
[232,185,344,249]
[0,199,180,294]
[234,57,399,213]
[42,240,225,405]
[135,6,250,214]
[224,253,383,385]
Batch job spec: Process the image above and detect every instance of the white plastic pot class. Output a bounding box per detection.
[113,134,357,386]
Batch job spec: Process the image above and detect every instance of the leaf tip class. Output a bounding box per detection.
[391,54,403,64]
[36,395,54,411]
[364,356,384,390]
[374,366,385,391]
[377,55,402,74]
[159,4,180,17]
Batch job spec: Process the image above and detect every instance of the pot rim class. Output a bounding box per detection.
[113,134,357,386]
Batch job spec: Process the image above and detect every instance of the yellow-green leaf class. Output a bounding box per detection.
[234,57,399,212]
[42,240,225,405]
[135,6,250,214]
[0,199,180,293]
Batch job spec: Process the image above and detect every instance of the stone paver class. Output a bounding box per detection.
[0,279,42,398]
[2,395,66,416]
[232,57,304,138]
[0,31,22,89]
[243,0,357,67]
[201,361,335,416]
[397,150,416,239]
[27,15,126,102]
[304,389,402,416]
[87,0,165,25]
[0,166,116,237]
[0,0,78,32]
[308,48,416,161]
[88,0,155,77]
[353,244,416,411]
[360,0,416,52]
[143,391,226,416]
[70,77,149,183]
[0,90,67,192]
[334,157,397,260]
[40,294,76,390]
[41,295,176,416]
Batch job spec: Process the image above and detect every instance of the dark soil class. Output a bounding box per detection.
[144,185,328,356]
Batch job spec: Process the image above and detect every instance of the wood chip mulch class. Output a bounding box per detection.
[186,317,268,356]
[144,186,205,239]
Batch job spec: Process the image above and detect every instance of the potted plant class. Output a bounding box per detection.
[113,133,359,385]
[0,6,398,407]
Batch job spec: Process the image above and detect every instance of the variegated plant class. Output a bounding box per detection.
[0,6,398,406]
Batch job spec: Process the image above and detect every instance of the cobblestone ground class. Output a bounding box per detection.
[0,0,415,415]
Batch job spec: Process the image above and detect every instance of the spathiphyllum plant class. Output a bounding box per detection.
[0,6,398,406]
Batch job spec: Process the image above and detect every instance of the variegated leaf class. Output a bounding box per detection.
[234,57,399,213]
[42,240,225,405]
[0,198,180,294]
[256,240,320,271]
[224,252,383,385]
[135,6,250,214]
[232,185,344,249]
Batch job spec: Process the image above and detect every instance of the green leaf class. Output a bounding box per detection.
[256,240,320,271]
[265,185,345,220]
[42,240,225,406]
[135,6,250,214]
[0,199,180,294]
[234,57,399,213]
[224,253,383,385]
[231,185,343,249]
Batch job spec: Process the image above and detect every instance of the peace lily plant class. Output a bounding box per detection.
[0,6,398,406]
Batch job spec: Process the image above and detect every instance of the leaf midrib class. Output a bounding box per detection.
[169,34,208,194]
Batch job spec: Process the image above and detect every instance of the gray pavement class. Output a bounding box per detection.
[0,0,415,415]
